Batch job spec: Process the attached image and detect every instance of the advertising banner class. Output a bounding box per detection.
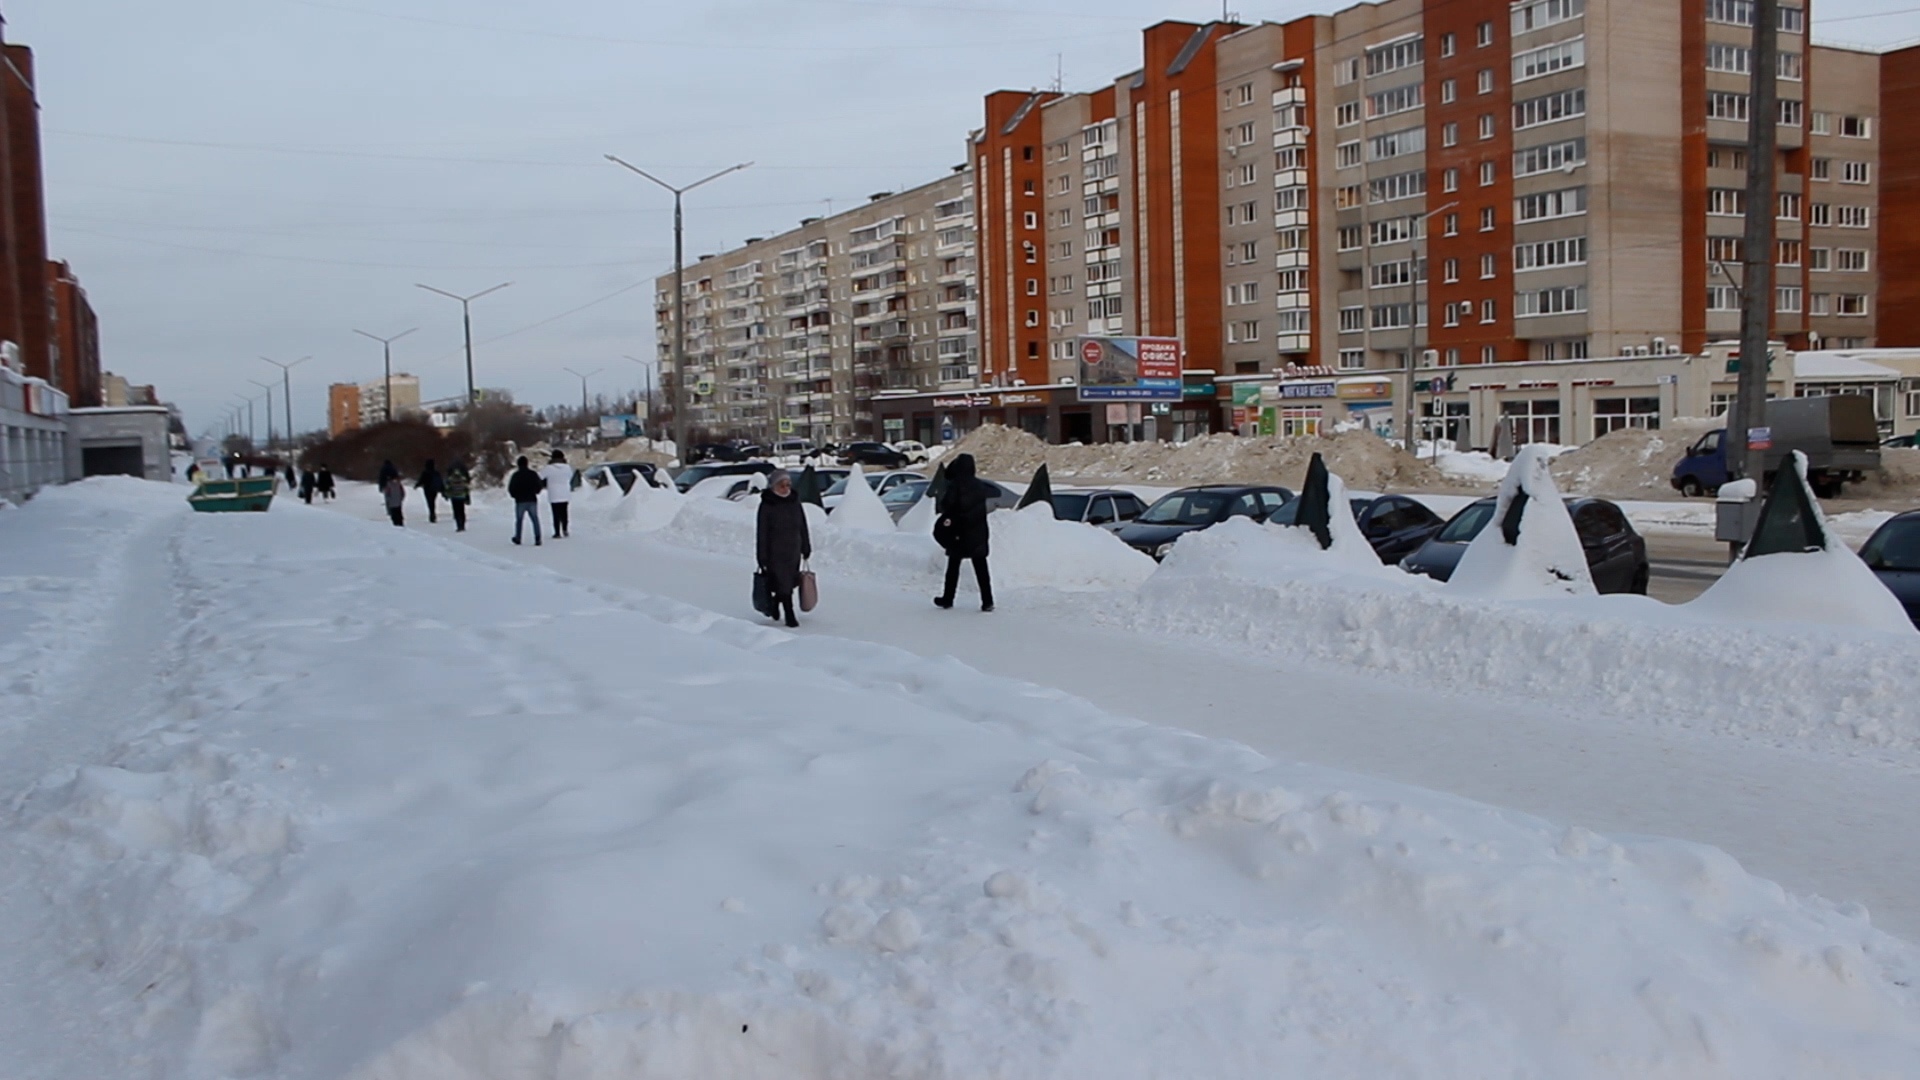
[1076,336,1182,402]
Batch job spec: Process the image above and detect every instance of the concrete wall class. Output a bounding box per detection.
[0,365,73,502]
[67,406,171,483]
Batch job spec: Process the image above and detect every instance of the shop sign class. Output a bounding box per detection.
[1258,407,1277,437]
[1280,382,1337,399]
[1184,382,1218,398]
[1077,336,1183,401]
[1336,380,1393,401]
[1230,383,1263,407]
[999,392,1045,406]
[932,394,992,408]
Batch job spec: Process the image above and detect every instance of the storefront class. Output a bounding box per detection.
[873,373,1223,446]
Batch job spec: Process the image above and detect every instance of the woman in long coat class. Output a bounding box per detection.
[756,470,812,627]
[933,452,994,612]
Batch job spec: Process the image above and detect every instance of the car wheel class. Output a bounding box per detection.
[1629,564,1650,595]
[1678,477,1704,498]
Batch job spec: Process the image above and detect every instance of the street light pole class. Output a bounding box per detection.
[1731,0,1782,487]
[415,283,512,408]
[624,355,653,439]
[353,328,418,423]
[1407,199,1460,454]
[261,355,310,446]
[604,156,753,458]
[249,379,277,448]
[562,366,603,416]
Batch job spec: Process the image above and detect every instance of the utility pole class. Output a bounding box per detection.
[261,355,309,447]
[624,355,654,439]
[563,366,602,416]
[353,328,418,423]
[416,283,512,408]
[1407,199,1460,453]
[604,156,753,457]
[1730,0,1781,487]
[249,379,277,448]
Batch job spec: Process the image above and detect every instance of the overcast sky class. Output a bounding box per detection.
[13,0,1918,436]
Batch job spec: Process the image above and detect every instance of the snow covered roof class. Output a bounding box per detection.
[1793,352,1904,381]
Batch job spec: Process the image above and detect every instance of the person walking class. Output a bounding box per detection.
[299,468,316,504]
[377,459,399,491]
[444,459,473,532]
[540,450,575,539]
[755,469,811,628]
[933,452,994,612]
[508,455,544,546]
[317,465,336,500]
[283,461,297,491]
[382,474,407,526]
[416,459,445,524]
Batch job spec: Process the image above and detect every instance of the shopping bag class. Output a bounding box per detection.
[752,570,777,618]
[798,562,818,612]
[933,514,958,551]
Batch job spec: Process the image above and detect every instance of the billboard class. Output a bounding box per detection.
[1076,336,1182,402]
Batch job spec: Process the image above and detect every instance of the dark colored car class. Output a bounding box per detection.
[671,460,777,494]
[838,441,910,470]
[1050,488,1148,532]
[1859,510,1920,627]
[685,443,750,464]
[1399,495,1651,594]
[1114,485,1295,560]
[583,461,661,494]
[1266,494,1445,564]
[879,476,1022,522]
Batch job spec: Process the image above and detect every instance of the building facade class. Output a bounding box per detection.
[48,260,100,407]
[653,169,978,445]
[328,375,421,434]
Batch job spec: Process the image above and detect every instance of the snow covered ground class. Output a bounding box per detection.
[4,479,1919,1078]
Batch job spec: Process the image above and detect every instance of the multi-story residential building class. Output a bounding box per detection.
[48,260,101,407]
[327,382,362,437]
[654,168,976,445]
[946,3,1891,446]
[326,375,421,435]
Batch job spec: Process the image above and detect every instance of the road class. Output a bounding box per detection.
[1642,530,1729,603]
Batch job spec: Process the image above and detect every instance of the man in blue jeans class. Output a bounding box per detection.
[507,455,544,546]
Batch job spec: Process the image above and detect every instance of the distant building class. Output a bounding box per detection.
[327,374,422,435]
[47,261,100,406]
[0,32,50,387]
[327,382,361,436]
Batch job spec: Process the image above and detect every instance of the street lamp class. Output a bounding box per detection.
[352,328,418,423]
[604,155,753,457]
[415,282,512,407]
[248,379,277,448]
[261,355,310,446]
[562,366,602,415]
[1408,199,1461,454]
[624,354,654,438]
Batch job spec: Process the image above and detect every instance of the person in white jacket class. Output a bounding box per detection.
[540,449,576,538]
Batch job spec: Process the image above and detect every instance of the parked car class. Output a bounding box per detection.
[1114,485,1295,560]
[1671,395,1879,499]
[1268,494,1444,564]
[891,440,931,464]
[771,437,816,458]
[685,442,750,464]
[1399,495,1650,594]
[1858,510,1920,627]
[879,476,1021,522]
[582,461,662,494]
[1050,488,1148,532]
[838,441,910,470]
[821,469,922,510]
[672,460,777,494]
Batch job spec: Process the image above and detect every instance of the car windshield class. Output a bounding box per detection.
[823,477,850,497]
[1052,493,1091,521]
[882,481,929,505]
[1861,518,1920,572]
[675,465,716,487]
[1137,490,1233,526]
[1436,500,1498,543]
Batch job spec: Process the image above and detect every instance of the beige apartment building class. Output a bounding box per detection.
[653,169,977,445]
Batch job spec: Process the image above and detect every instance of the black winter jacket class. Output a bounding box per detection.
[507,466,544,502]
[756,487,812,593]
[417,465,444,496]
[936,453,992,559]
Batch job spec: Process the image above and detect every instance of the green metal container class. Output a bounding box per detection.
[188,476,278,513]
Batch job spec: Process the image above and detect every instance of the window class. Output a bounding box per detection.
[1227,282,1260,305]
[1479,114,1496,139]
[1443,257,1460,282]
[1443,302,1462,327]
[1024,309,1039,327]
[1839,115,1871,139]
[1707,146,1748,170]
[1441,32,1456,56]
[1775,285,1802,313]
[1026,278,1039,295]
[1480,206,1498,230]
[1022,211,1038,229]
[1336,141,1362,169]
[1513,0,1585,34]
[1276,228,1309,252]
[1275,267,1307,291]
[1778,100,1802,127]
[1779,5,1805,32]
[1516,186,1586,222]
[1441,79,1457,104]
[1336,57,1361,86]
[1706,1,1805,31]
[1706,92,1748,122]
[1479,68,1495,94]
[1276,309,1311,334]
[1236,82,1255,106]
[1238,163,1258,186]
[1592,397,1660,438]
[1445,348,1461,366]
[1836,205,1870,228]
[1706,43,1750,74]
[1501,397,1561,444]
[1514,38,1584,82]
[1514,137,1586,176]
[1442,122,1459,147]
[1480,253,1498,278]
[1227,320,1260,343]
[1443,167,1459,193]
[1338,348,1366,369]
[1811,111,1831,135]
[1515,285,1586,316]
[1339,307,1365,332]
[1368,169,1428,203]
[1369,126,1426,160]
[1808,202,1830,226]
[1776,239,1801,266]
[1367,82,1424,118]
[1778,52,1803,80]
[1777,192,1800,220]
[1443,213,1459,236]
[1235,121,1257,145]
[1479,161,1496,186]
[1836,294,1867,316]
[1275,186,1309,212]
[1275,146,1306,170]
[1514,88,1585,129]
[1370,259,1425,288]
[1706,236,1744,262]
[1366,36,1425,77]
[1336,100,1362,127]
[1811,157,1830,180]
[1707,285,1740,311]
[1373,303,1416,329]
[1478,20,1494,47]
[1810,293,1830,316]
[1836,248,1869,271]
[1515,236,1588,270]
[1241,240,1258,263]
[1337,225,1363,250]
[1809,246,1830,270]
[1707,188,1745,216]
[1842,161,1870,184]
[1370,215,1426,244]
[1481,298,1498,323]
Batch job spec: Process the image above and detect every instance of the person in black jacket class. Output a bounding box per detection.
[507,455,544,546]
[377,459,399,490]
[756,470,812,627]
[316,465,336,500]
[933,452,994,612]
[417,459,445,524]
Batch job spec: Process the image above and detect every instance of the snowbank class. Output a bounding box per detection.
[1449,446,1596,599]
[986,502,1158,591]
[8,487,1917,1078]
[829,463,895,533]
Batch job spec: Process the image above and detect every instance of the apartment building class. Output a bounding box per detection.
[965,2,1891,445]
[48,261,101,408]
[653,168,977,444]
[325,375,421,435]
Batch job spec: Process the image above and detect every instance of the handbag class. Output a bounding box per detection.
[752,569,777,618]
[933,514,958,551]
[798,560,818,612]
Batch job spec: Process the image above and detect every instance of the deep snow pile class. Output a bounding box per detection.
[1450,446,1596,599]
[953,423,1452,491]
[828,463,896,533]
[5,486,1918,1078]
[1549,419,1718,498]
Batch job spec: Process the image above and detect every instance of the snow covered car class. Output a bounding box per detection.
[582,461,661,494]
[1858,510,1920,627]
[880,476,1021,521]
[1114,485,1295,560]
[1399,496,1650,593]
[672,460,777,494]
[890,440,931,464]
[821,470,921,511]
[1049,488,1148,532]
[1266,494,1444,564]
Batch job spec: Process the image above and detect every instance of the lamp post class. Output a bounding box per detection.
[604,156,753,457]
[624,354,654,439]
[1406,200,1460,454]
[248,379,277,449]
[352,328,418,423]
[261,355,309,446]
[562,366,602,417]
[414,282,511,408]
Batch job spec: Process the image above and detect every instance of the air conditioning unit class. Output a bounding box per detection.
[1651,337,1667,354]
[1421,348,1439,367]
[1060,376,1077,385]
[1013,379,1027,386]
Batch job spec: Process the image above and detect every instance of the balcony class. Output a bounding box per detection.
[1274,250,1309,271]
[1273,128,1307,150]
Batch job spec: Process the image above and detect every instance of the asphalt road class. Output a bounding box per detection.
[1643,531,1732,603]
